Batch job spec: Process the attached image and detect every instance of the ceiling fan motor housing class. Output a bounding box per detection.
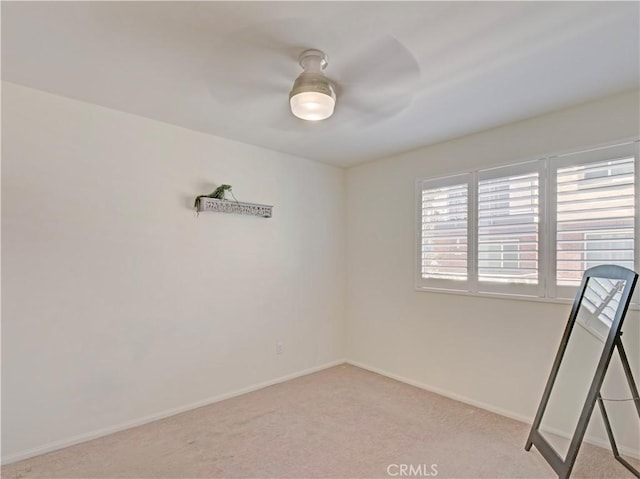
[289,49,335,100]
[289,72,336,100]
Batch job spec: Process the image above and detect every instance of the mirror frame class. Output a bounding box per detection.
[525,265,638,479]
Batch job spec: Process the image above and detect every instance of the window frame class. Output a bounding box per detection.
[415,138,639,308]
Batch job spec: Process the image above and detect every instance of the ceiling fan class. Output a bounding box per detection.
[205,19,421,129]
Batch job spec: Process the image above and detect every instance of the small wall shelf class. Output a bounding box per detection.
[197,198,272,218]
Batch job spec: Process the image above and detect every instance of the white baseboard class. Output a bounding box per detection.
[2,359,346,465]
[5,358,637,465]
[345,359,640,460]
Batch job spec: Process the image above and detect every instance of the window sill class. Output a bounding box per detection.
[414,286,640,311]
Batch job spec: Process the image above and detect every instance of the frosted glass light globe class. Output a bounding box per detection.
[290,91,336,121]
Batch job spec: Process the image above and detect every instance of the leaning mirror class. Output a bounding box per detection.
[526,265,638,479]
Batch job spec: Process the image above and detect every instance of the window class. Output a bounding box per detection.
[419,175,470,290]
[416,140,639,304]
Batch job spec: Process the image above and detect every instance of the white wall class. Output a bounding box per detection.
[4,81,640,465]
[1,82,346,462]
[346,89,640,455]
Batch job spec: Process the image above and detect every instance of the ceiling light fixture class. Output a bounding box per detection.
[289,49,336,121]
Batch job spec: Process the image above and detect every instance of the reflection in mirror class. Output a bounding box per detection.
[538,278,625,459]
[576,278,626,342]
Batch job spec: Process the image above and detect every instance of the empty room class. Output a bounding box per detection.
[2,2,640,478]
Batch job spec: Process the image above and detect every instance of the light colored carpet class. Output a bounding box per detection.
[3,364,638,479]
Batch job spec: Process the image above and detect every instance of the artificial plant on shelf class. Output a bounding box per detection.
[194,184,237,211]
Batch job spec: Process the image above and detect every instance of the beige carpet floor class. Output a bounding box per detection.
[3,364,639,479]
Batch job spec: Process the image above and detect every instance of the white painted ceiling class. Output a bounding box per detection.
[2,1,639,167]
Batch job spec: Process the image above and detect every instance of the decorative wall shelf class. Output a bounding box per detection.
[196,198,272,218]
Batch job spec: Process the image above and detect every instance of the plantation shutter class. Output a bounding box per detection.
[553,144,636,299]
[418,174,470,291]
[476,162,543,296]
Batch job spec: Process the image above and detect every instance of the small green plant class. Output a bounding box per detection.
[194,184,234,210]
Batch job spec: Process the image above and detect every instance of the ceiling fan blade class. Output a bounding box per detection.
[204,22,300,104]
[335,35,420,119]
[228,93,308,132]
[338,35,420,89]
[204,17,337,105]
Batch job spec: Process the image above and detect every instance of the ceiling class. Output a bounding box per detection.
[2,2,639,167]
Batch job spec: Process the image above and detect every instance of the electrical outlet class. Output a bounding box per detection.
[276,341,284,355]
